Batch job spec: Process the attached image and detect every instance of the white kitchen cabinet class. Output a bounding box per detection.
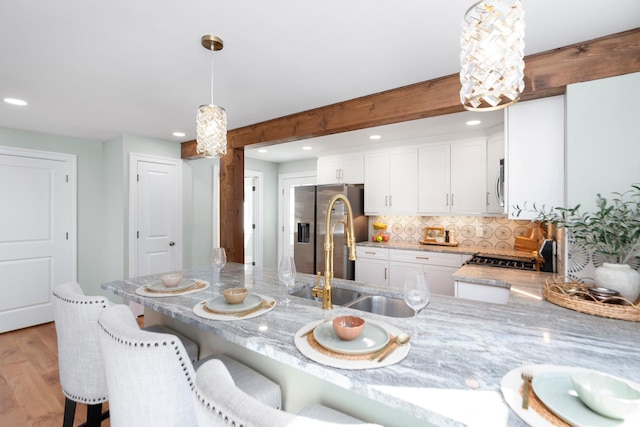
[355,246,389,287]
[317,153,364,184]
[455,281,510,304]
[506,95,565,219]
[418,138,486,215]
[485,131,506,214]
[388,249,466,296]
[364,148,417,215]
[417,144,450,212]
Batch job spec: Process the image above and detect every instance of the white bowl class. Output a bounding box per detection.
[571,371,640,420]
[160,272,183,288]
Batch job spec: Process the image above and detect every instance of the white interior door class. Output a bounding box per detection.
[0,147,76,332]
[130,155,182,279]
[244,176,256,265]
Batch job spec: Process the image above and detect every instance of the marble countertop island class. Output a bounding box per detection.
[102,263,640,427]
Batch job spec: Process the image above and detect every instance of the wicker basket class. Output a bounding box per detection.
[543,277,640,322]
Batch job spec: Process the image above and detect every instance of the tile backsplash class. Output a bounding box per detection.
[369,215,537,250]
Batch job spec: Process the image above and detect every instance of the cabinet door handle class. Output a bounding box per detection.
[384,267,387,280]
[416,256,429,260]
[486,191,490,206]
[365,251,376,255]
[389,195,392,206]
[451,193,454,206]
[446,194,449,206]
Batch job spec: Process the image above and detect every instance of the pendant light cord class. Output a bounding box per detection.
[210,46,214,105]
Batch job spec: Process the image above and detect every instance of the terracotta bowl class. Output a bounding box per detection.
[223,287,248,304]
[160,272,183,288]
[332,315,365,341]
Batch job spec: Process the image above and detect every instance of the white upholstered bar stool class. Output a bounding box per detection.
[52,282,200,427]
[97,304,282,426]
[52,282,110,427]
[194,358,383,427]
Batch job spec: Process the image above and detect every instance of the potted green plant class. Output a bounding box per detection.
[515,184,640,302]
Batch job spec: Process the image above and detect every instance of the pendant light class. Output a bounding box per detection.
[460,0,525,111]
[196,35,227,157]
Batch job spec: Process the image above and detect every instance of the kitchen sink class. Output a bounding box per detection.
[290,286,364,306]
[291,286,413,318]
[343,295,414,318]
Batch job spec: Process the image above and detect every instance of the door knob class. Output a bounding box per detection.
[169,241,175,246]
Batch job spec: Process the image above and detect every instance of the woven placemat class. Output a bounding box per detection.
[520,384,570,427]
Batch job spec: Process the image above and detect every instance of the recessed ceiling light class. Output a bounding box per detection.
[302,146,312,151]
[258,149,268,153]
[369,135,381,140]
[4,97,27,106]
[466,120,481,126]
[172,131,186,137]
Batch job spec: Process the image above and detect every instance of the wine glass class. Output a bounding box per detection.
[211,247,227,286]
[278,256,296,306]
[403,271,429,335]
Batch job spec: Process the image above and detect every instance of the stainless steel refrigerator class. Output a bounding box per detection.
[294,184,368,280]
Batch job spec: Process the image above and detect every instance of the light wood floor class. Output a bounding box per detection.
[0,318,143,427]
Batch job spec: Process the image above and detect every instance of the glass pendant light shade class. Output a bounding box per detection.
[196,104,227,157]
[196,35,227,157]
[460,0,525,111]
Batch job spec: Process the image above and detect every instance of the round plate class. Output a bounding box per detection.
[532,372,624,427]
[313,321,389,355]
[205,294,262,313]
[147,279,196,293]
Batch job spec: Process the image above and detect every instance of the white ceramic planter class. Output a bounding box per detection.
[594,263,640,303]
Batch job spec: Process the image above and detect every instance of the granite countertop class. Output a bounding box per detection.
[102,263,640,427]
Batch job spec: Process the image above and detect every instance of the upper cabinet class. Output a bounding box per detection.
[364,147,417,215]
[486,130,506,214]
[418,138,487,215]
[506,95,565,219]
[317,153,364,184]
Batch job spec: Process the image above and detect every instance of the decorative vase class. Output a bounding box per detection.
[594,263,640,303]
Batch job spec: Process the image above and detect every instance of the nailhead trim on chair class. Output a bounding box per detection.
[97,321,196,390]
[195,390,243,427]
[52,291,108,308]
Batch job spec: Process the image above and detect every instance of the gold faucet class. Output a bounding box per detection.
[311,193,357,310]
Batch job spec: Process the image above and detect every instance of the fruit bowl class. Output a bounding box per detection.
[571,371,640,420]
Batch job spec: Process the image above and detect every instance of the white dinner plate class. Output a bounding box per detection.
[204,294,262,313]
[313,321,389,355]
[146,279,196,293]
[532,372,625,427]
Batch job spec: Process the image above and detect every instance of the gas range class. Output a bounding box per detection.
[465,252,537,271]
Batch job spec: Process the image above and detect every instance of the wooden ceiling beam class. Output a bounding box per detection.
[181,28,640,264]
[181,28,640,158]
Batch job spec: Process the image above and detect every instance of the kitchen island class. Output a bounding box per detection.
[102,263,640,427]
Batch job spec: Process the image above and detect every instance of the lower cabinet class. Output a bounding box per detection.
[355,246,389,287]
[454,281,510,304]
[389,250,466,296]
[355,246,469,295]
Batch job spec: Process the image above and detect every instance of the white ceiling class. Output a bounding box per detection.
[1,1,638,162]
